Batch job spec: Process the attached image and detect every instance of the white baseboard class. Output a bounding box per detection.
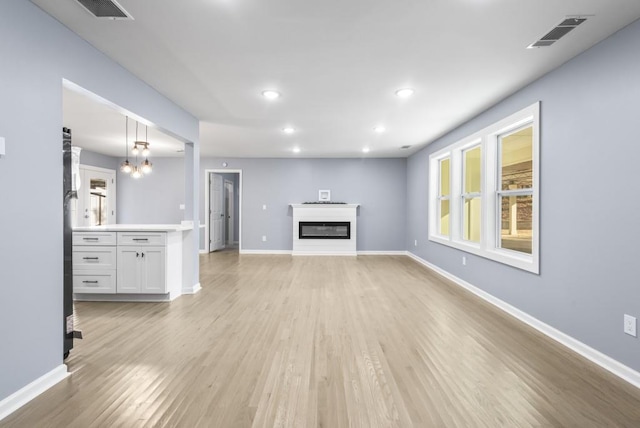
[0,365,69,421]
[292,251,357,256]
[357,251,407,256]
[182,282,201,294]
[199,249,209,254]
[239,249,292,255]
[74,294,171,303]
[405,252,640,390]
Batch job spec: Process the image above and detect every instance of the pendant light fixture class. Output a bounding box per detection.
[120,116,132,174]
[121,117,154,178]
[141,125,152,174]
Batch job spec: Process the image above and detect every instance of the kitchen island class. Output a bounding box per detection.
[73,224,193,302]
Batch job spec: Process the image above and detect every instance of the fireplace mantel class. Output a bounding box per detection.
[290,203,359,255]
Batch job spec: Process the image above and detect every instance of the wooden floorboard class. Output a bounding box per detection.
[3,252,640,427]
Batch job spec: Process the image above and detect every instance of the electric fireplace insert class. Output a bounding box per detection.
[299,221,351,239]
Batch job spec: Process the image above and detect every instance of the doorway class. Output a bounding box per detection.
[205,170,242,253]
[74,165,117,227]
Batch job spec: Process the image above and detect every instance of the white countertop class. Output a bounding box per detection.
[74,224,193,232]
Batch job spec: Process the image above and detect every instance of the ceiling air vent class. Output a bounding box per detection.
[527,16,588,49]
[75,0,133,20]
[400,145,412,150]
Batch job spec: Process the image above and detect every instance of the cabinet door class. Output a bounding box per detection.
[117,247,140,293]
[140,246,166,294]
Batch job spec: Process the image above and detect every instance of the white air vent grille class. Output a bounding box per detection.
[528,16,588,48]
[76,0,133,20]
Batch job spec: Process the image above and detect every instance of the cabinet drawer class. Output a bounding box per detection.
[73,271,116,294]
[73,247,116,270]
[117,232,166,246]
[73,232,117,246]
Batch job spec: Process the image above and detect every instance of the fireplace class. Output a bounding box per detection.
[290,203,359,255]
[299,222,350,240]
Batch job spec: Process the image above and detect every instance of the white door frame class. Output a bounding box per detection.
[204,169,242,253]
[78,164,117,227]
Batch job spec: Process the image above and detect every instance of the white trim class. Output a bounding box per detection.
[357,251,407,255]
[0,365,69,421]
[182,282,201,294]
[199,249,209,254]
[428,102,540,274]
[239,249,292,255]
[405,252,640,390]
[73,293,173,302]
[204,169,242,254]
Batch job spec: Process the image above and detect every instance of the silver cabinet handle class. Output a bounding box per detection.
[83,237,99,241]
[82,280,99,284]
[82,257,99,260]
[133,238,149,241]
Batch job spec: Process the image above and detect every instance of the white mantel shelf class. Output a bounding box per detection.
[290,203,359,256]
[73,224,193,232]
[290,203,360,209]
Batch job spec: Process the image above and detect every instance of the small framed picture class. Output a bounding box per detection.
[318,190,331,202]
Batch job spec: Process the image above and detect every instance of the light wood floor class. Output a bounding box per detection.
[4,253,640,427]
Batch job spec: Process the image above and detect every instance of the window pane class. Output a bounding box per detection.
[500,194,532,254]
[463,197,481,242]
[440,158,450,196]
[440,199,450,236]
[464,146,481,194]
[501,126,532,191]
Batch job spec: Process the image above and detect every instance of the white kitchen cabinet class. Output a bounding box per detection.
[116,245,166,294]
[73,226,186,301]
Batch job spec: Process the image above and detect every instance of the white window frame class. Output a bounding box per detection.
[435,156,451,238]
[428,102,540,274]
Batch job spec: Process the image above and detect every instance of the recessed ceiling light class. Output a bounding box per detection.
[373,126,386,133]
[292,147,301,153]
[362,147,370,153]
[262,90,280,100]
[282,127,295,134]
[395,88,414,98]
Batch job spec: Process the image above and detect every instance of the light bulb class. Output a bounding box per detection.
[395,88,414,98]
[142,146,150,157]
[141,159,152,174]
[132,144,139,155]
[120,160,132,174]
[131,167,142,179]
[262,90,280,100]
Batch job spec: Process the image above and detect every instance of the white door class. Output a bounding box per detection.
[117,247,140,293]
[209,174,224,251]
[140,246,166,293]
[77,166,116,227]
[224,180,234,244]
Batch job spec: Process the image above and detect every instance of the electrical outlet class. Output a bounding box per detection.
[624,314,637,337]
[262,235,267,242]
[414,240,418,247]
[462,256,466,266]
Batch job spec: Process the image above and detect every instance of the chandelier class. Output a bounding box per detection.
[120,116,153,178]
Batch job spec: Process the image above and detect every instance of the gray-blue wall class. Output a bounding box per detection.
[407,20,640,371]
[118,157,185,224]
[0,0,198,402]
[200,158,407,252]
[79,148,118,170]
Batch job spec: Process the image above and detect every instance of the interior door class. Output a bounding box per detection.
[224,180,234,244]
[209,173,224,251]
[77,166,116,227]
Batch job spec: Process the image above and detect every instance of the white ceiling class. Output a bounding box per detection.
[36,0,640,158]
[63,86,184,158]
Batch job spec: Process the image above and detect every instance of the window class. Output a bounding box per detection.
[428,103,539,273]
[438,157,451,237]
